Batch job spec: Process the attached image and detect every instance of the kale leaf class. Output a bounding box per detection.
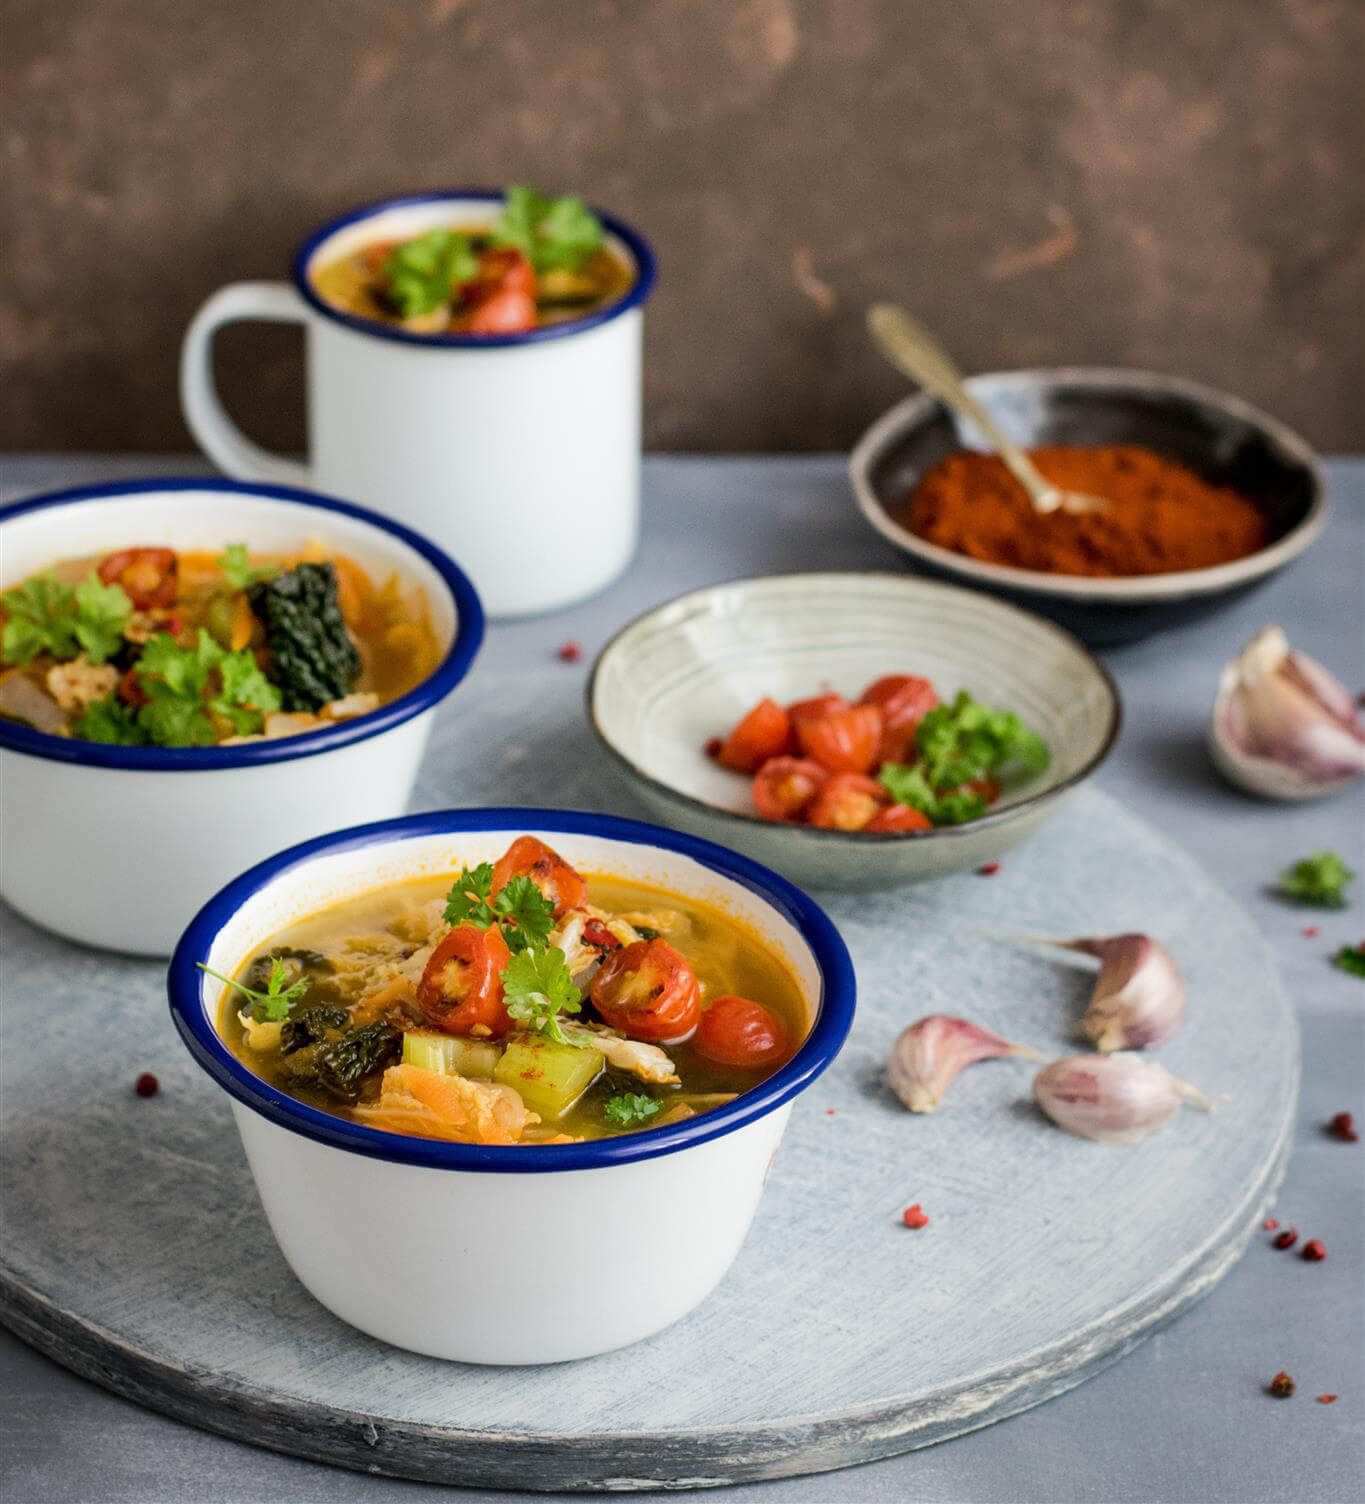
[247,563,361,711]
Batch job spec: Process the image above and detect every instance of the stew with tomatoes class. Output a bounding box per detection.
[708,674,1051,832]
[0,541,441,747]
[311,185,634,337]
[211,836,808,1145]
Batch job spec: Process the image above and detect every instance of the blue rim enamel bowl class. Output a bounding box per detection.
[0,478,483,955]
[166,808,856,1362]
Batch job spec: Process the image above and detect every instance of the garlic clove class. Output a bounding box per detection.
[1033,1053,1210,1145]
[888,1014,1042,1113]
[1023,933,1185,1052]
[1210,626,1365,801]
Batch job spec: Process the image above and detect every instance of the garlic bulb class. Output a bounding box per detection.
[1026,933,1185,1052]
[1033,1054,1210,1145]
[1211,626,1365,800]
[888,1014,1041,1112]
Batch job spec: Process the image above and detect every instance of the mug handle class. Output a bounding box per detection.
[180,282,311,488]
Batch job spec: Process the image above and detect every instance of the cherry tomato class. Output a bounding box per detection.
[97,548,178,610]
[751,756,827,822]
[787,692,849,729]
[865,803,934,833]
[490,836,587,919]
[695,995,790,1068]
[464,286,538,333]
[806,772,888,831]
[964,776,1002,806]
[795,704,883,774]
[463,249,538,334]
[417,922,512,1037]
[716,697,793,773]
[590,938,701,1043]
[859,674,939,764]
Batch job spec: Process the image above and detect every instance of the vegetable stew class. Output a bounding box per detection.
[211,836,809,1144]
[0,541,441,747]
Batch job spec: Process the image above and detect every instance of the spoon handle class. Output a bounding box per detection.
[866,305,1060,513]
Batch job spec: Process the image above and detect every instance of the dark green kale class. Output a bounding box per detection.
[244,947,329,995]
[279,1005,351,1056]
[313,1021,402,1102]
[246,563,361,711]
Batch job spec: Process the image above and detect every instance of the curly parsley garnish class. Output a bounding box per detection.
[492,185,603,274]
[1278,852,1354,909]
[501,945,584,1045]
[72,695,146,746]
[603,1092,662,1128]
[198,956,310,1022]
[127,629,282,747]
[383,229,479,319]
[216,543,278,592]
[442,865,555,953]
[1,571,132,667]
[1333,945,1365,980]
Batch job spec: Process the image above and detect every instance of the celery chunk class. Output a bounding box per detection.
[402,1030,502,1080]
[494,1036,603,1120]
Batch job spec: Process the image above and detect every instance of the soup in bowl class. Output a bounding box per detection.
[169,810,855,1364]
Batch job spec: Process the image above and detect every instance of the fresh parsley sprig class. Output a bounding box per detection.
[216,543,278,592]
[1333,944,1365,980]
[501,946,583,1045]
[1278,852,1354,909]
[198,956,310,1022]
[603,1092,661,1128]
[382,229,479,319]
[129,629,282,747]
[1,571,132,667]
[442,865,556,953]
[492,185,603,274]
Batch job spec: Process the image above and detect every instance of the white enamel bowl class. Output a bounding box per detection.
[0,479,482,955]
[588,573,1121,892]
[168,809,855,1365]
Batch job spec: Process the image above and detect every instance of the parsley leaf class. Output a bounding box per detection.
[134,630,223,746]
[603,1092,662,1128]
[214,645,282,732]
[443,864,498,927]
[491,875,556,953]
[72,695,147,746]
[1333,945,1365,980]
[1278,852,1354,909]
[198,956,310,1022]
[915,691,1050,789]
[501,945,583,1045]
[493,184,604,274]
[1,571,131,666]
[216,543,278,592]
[383,230,479,318]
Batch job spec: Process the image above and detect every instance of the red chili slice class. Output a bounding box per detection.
[97,548,178,610]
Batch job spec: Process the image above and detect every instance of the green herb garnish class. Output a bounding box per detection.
[72,695,147,746]
[1333,945,1365,980]
[198,956,310,1022]
[382,229,479,319]
[501,946,583,1045]
[442,866,556,953]
[128,629,281,747]
[1,571,132,666]
[216,543,278,592]
[603,1092,662,1128]
[1278,852,1354,909]
[492,184,604,275]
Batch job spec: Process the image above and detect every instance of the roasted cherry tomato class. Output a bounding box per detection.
[590,937,701,1043]
[786,692,849,729]
[465,286,538,333]
[97,547,178,610]
[860,674,939,764]
[463,249,537,334]
[964,776,1002,806]
[716,697,792,773]
[695,995,789,1068]
[417,922,512,1037]
[806,772,888,831]
[751,756,827,822]
[865,803,934,833]
[795,704,883,774]
[490,836,587,918]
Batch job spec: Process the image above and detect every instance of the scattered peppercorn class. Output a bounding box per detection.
[1316,1394,1338,1405]
[134,1072,159,1098]
[1274,1228,1299,1249]
[1268,1371,1296,1398]
[825,1108,837,1117]
[557,641,583,663]
[1301,1239,1326,1262]
[703,736,723,759]
[977,861,1001,877]
[1302,925,1320,939]
[1327,1111,1358,1143]
[1263,1217,1279,1231]
[902,1203,930,1229]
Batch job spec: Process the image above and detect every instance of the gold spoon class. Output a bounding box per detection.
[867,304,1109,516]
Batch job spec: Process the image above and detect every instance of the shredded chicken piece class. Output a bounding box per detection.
[322,692,380,720]
[236,1010,283,1053]
[123,608,177,644]
[615,908,685,937]
[46,657,118,712]
[354,1063,533,1144]
[563,1023,680,1085]
[390,898,446,946]
[263,711,322,738]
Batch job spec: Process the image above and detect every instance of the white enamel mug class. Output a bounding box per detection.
[168,810,856,1364]
[180,192,657,620]
[0,480,483,956]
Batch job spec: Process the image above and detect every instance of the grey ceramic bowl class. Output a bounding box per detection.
[587,573,1120,892]
[849,368,1326,646]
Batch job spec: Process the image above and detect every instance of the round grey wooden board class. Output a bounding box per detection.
[0,786,1296,1492]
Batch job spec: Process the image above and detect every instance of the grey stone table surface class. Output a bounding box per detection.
[1,454,1362,1504]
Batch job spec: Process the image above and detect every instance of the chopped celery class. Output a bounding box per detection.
[402,1030,502,1080]
[494,1036,603,1121]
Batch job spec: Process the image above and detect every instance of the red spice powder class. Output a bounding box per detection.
[1303,925,1320,939]
[1274,1228,1299,1249]
[1301,1239,1326,1262]
[902,1203,930,1229]
[557,640,583,663]
[905,445,1269,578]
[1263,1218,1280,1231]
[1317,1394,1338,1405]
[977,861,1001,877]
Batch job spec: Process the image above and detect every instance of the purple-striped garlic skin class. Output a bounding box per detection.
[1033,1054,1210,1145]
[1063,933,1186,1052]
[888,1014,1041,1113]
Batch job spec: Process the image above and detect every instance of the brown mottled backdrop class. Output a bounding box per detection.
[2,0,1362,454]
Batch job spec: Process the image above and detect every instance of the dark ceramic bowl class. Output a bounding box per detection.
[849,369,1326,645]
